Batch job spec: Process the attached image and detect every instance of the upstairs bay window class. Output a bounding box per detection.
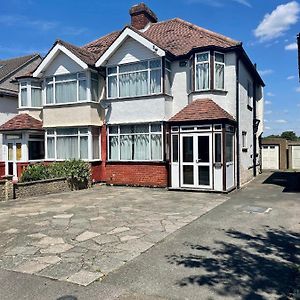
[108,123,163,161]
[107,59,162,98]
[196,52,210,90]
[19,81,42,108]
[46,72,87,104]
[214,52,225,90]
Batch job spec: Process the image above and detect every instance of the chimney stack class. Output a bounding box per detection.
[129,3,158,30]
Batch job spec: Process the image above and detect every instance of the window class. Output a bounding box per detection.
[196,52,210,90]
[215,133,222,163]
[20,81,42,107]
[20,82,28,106]
[28,140,44,160]
[46,127,100,160]
[247,80,253,107]
[45,72,87,104]
[107,59,162,98]
[108,123,163,161]
[165,59,172,95]
[31,82,42,107]
[226,133,234,162]
[91,72,99,101]
[215,52,225,90]
[242,131,247,149]
[172,135,179,163]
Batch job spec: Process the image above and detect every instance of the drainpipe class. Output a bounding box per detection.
[236,52,240,189]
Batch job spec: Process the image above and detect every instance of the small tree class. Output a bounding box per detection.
[280,131,298,141]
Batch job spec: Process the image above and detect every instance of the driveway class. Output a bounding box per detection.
[0,185,227,286]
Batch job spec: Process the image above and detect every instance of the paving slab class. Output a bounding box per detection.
[75,231,100,242]
[66,270,103,286]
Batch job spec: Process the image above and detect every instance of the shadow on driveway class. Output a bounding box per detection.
[166,227,300,299]
[263,171,300,193]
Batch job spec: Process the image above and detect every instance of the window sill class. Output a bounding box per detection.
[189,89,228,96]
[105,93,173,102]
[18,107,42,110]
[43,101,99,108]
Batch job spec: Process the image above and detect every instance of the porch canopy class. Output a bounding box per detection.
[0,113,43,132]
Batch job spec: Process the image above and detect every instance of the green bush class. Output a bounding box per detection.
[20,160,91,190]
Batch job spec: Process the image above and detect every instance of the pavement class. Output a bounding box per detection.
[0,171,299,300]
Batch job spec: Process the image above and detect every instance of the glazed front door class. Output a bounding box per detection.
[6,141,22,179]
[180,133,212,189]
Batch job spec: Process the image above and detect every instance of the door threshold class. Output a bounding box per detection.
[168,187,225,193]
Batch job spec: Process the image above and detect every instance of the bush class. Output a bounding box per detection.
[20,160,91,190]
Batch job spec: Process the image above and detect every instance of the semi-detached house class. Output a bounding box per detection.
[0,3,265,192]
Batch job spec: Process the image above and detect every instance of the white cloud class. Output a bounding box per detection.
[258,69,273,76]
[264,119,269,123]
[265,126,271,130]
[285,42,298,50]
[232,0,251,7]
[275,119,287,123]
[296,87,300,92]
[265,110,273,115]
[265,100,272,105]
[267,92,275,97]
[297,103,300,107]
[254,1,300,41]
[187,0,251,7]
[287,75,295,80]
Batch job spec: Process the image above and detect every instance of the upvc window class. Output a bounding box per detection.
[19,81,42,108]
[107,59,162,98]
[195,52,210,90]
[108,123,163,161]
[214,52,225,90]
[242,131,247,149]
[91,72,99,101]
[31,82,42,107]
[20,82,27,106]
[46,127,100,160]
[45,72,87,104]
[165,59,172,95]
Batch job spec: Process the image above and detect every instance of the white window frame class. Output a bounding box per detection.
[214,52,225,91]
[247,80,253,107]
[107,123,164,162]
[44,72,90,106]
[106,58,163,99]
[19,80,43,108]
[165,59,172,95]
[242,131,247,149]
[45,127,101,161]
[195,51,210,91]
[90,71,100,102]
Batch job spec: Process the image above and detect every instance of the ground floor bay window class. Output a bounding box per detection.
[46,127,100,161]
[108,123,163,161]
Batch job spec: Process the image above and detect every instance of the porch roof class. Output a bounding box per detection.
[0,113,43,131]
[169,99,235,123]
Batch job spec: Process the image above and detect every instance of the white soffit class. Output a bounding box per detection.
[33,44,88,77]
[95,27,165,67]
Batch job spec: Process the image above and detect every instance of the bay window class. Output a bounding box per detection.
[165,60,172,95]
[91,72,99,101]
[196,52,210,90]
[31,82,42,107]
[20,82,27,106]
[19,81,42,107]
[215,52,225,90]
[107,59,162,98]
[46,72,87,104]
[46,127,100,160]
[108,123,163,161]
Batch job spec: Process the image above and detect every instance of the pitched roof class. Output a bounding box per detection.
[0,114,43,131]
[169,99,235,122]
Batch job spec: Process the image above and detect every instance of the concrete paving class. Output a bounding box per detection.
[0,185,226,286]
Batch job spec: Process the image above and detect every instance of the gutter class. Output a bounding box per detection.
[236,53,240,189]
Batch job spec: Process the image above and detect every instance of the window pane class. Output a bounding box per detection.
[196,63,209,90]
[80,136,88,159]
[198,166,210,186]
[21,88,27,106]
[120,125,132,134]
[109,126,118,134]
[172,135,178,163]
[56,81,77,103]
[57,136,78,159]
[108,76,117,98]
[57,128,78,135]
[92,135,100,159]
[120,135,132,160]
[133,124,149,133]
[215,63,224,90]
[150,69,161,94]
[29,141,44,160]
[79,79,87,101]
[119,61,148,73]
[215,53,224,63]
[133,134,149,160]
[109,136,119,160]
[198,136,209,163]
[31,88,42,107]
[150,124,161,132]
[165,69,172,94]
[16,143,22,161]
[215,134,222,163]
[8,143,13,160]
[79,127,88,134]
[108,67,117,75]
[91,78,99,101]
[226,133,234,162]
[56,74,77,82]
[183,136,193,162]
[46,81,54,104]
[151,134,162,160]
[183,165,194,185]
[47,137,55,159]
[196,53,209,62]
[119,71,148,97]
[150,59,161,68]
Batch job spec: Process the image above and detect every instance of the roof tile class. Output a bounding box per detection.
[0,114,43,131]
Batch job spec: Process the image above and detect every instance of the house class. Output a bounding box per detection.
[298,33,300,81]
[0,3,264,192]
[0,54,42,174]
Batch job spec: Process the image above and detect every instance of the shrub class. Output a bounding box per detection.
[20,160,91,190]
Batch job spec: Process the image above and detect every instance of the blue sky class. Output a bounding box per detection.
[1,0,299,136]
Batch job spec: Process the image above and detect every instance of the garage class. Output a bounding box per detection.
[291,145,300,169]
[262,145,279,170]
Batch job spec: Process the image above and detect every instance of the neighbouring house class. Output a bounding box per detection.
[298,33,300,81]
[0,54,42,171]
[0,3,264,191]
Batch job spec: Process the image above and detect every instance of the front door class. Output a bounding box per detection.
[6,141,22,179]
[180,133,212,189]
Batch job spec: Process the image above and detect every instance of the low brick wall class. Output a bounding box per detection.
[14,177,71,199]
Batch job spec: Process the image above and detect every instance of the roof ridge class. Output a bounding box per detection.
[82,30,121,48]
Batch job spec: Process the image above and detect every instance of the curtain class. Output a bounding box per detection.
[108,76,118,98]
[80,136,88,159]
[79,79,87,101]
[134,134,149,160]
[91,79,99,101]
[92,135,100,159]
[120,135,132,160]
[215,63,224,90]
[151,134,162,160]
[196,63,209,90]
[31,88,42,107]
[150,69,161,94]
[119,71,148,97]
[21,89,27,106]
[56,81,77,103]
[46,81,54,104]
[57,136,78,159]
[109,136,119,160]
[47,137,55,159]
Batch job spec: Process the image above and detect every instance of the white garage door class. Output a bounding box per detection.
[262,145,279,170]
[292,146,300,169]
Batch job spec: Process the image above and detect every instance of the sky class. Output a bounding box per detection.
[0,0,299,136]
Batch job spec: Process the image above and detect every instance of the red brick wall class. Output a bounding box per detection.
[0,162,5,178]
